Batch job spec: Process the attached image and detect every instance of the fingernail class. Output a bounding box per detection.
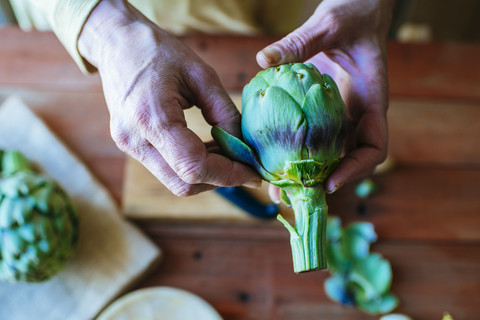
[327,183,343,194]
[259,46,282,65]
[268,187,281,204]
[242,179,262,189]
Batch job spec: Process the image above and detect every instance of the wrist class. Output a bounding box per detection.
[78,0,137,67]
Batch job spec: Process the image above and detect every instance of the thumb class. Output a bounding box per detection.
[256,11,336,68]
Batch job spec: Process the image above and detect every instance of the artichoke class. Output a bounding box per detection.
[0,150,79,282]
[212,63,347,273]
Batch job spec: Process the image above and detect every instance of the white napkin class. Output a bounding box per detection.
[0,96,161,320]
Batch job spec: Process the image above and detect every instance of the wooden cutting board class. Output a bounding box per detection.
[122,94,293,222]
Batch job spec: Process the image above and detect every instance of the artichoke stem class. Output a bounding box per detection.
[277,185,327,273]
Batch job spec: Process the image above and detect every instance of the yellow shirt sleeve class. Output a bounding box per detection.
[19,0,302,74]
[32,0,101,73]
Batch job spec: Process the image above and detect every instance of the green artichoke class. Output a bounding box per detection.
[0,150,79,282]
[212,63,347,272]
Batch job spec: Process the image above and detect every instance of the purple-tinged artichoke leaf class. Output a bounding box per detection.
[241,86,307,175]
[324,274,355,306]
[211,126,276,181]
[301,79,347,162]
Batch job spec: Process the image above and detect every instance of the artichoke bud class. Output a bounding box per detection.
[213,63,348,272]
[239,62,347,186]
[0,150,79,282]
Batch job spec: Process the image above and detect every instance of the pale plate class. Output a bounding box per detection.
[96,287,223,320]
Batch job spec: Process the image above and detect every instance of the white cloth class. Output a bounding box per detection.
[0,96,161,320]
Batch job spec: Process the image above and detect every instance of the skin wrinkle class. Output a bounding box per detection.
[280,32,311,63]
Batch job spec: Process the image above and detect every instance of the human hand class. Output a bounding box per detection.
[78,0,261,196]
[257,0,394,198]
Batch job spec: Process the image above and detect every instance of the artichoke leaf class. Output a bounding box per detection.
[301,79,347,162]
[242,74,269,104]
[342,222,377,261]
[324,274,355,306]
[350,253,393,299]
[242,86,307,175]
[211,126,276,181]
[355,292,399,315]
[275,63,322,106]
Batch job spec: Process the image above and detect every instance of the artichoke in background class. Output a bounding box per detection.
[212,63,347,272]
[0,150,79,282]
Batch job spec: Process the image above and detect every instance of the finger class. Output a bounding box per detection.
[140,92,261,188]
[256,6,337,68]
[129,142,216,196]
[268,184,281,204]
[184,63,242,137]
[326,111,387,193]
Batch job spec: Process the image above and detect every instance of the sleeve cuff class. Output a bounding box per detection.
[39,0,102,74]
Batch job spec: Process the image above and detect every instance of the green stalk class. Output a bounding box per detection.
[277,185,328,273]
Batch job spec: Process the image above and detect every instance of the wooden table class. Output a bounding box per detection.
[1,27,479,319]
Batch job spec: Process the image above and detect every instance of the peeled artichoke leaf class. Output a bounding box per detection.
[342,222,377,260]
[324,274,355,306]
[350,253,393,299]
[211,126,276,181]
[355,292,399,315]
[326,216,350,273]
[326,216,342,242]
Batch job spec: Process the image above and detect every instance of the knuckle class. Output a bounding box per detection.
[283,33,310,61]
[169,183,198,197]
[110,124,131,152]
[110,120,151,160]
[190,62,219,83]
[132,104,153,130]
[175,158,207,184]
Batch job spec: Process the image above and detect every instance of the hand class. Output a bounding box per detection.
[257,0,393,197]
[78,0,261,196]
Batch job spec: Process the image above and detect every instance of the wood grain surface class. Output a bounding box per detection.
[1,27,479,319]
